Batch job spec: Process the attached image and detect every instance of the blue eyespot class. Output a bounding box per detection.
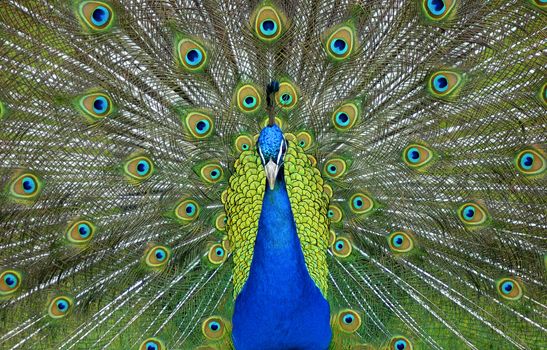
[185,49,203,66]
[393,234,404,247]
[407,148,421,163]
[146,342,158,350]
[210,169,220,179]
[215,247,224,257]
[185,203,196,216]
[22,177,36,194]
[501,281,514,294]
[335,240,345,251]
[56,299,69,313]
[260,19,277,36]
[92,96,109,114]
[427,0,446,16]
[136,160,151,176]
[328,165,337,174]
[330,38,348,55]
[463,205,475,220]
[91,6,110,26]
[279,93,292,105]
[342,313,354,324]
[209,321,220,331]
[78,223,91,238]
[4,273,18,288]
[433,74,449,93]
[155,249,166,261]
[243,96,257,109]
[241,144,249,150]
[395,339,408,350]
[328,210,335,218]
[195,119,211,135]
[519,152,534,170]
[335,112,350,127]
[352,196,364,209]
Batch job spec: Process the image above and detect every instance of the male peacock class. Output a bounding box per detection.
[0,0,546,349]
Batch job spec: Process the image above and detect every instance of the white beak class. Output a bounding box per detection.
[264,159,279,190]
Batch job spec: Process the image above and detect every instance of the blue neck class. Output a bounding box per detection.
[232,177,332,350]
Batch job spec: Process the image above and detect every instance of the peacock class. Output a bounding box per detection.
[0,0,546,349]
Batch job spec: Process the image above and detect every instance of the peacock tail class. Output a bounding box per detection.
[0,0,545,349]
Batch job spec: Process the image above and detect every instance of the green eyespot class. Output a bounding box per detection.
[420,0,456,21]
[66,220,96,245]
[325,25,356,61]
[389,336,414,350]
[124,155,154,181]
[9,172,42,201]
[403,144,434,169]
[139,338,166,350]
[252,4,285,42]
[0,270,22,296]
[77,1,115,32]
[194,161,224,184]
[202,316,227,340]
[349,193,374,215]
[48,295,74,319]
[215,212,227,231]
[236,84,262,113]
[323,158,348,179]
[144,244,171,268]
[427,70,463,99]
[183,111,214,139]
[458,202,488,226]
[388,231,415,253]
[234,134,254,153]
[327,204,343,224]
[175,199,200,223]
[332,237,352,258]
[207,244,227,265]
[496,278,523,301]
[274,81,298,110]
[332,102,360,131]
[296,131,313,151]
[177,37,208,72]
[77,92,114,121]
[336,309,361,333]
[515,148,545,176]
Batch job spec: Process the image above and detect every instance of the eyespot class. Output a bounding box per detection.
[215,213,227,231]
[324,158,348,179]
[0,270,22,296]
[194,161,224,184]
[325,25,355,60]
[237,84,261,113]
[428,71,462,98]
[390,336,413,350]
[540,82,547,105]
[234,134,253,153]
[349,193,374,214]
[337,309,361,333]
[66,220,96,244]
[274,81,298,110]
[403,144,434,169]
[332,237,352,258]
[175,199,200,223]
[496,278,523,301]
[202,317,226,340]
[78,1,114,31]
[177,38,207,72]
[458,202,488,226]
[139,338,165,350]
[144,245,171,268]
[388,231,414,253]
[124,156,154,181]
[327,205,343,223]
[9,173,41,200]
[253,5,284,42]
[323,184,333,199]
[222,236,231,253]
[208,244,227,265]
[515,148,545,176]
[295,131,313,151]
[48,296,74,319]
[329,230,337,247]
[183,111,214,139]
[78,93,114,120]
[332,102,359,131]
[421,0,455,21]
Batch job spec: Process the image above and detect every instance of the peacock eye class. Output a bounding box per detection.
[337,309,361,333]
[195,161,224,184]
[323,158,348,179]
[48,296,74,319]
[124,156,154,181]
[1,270,22,296]
[332,237,352,257]
[253,5,283,42]
[403,144,434,169]
[177,38,207,72]
[139,338,165,350]
[78,1,114,31]
[421,0,455,21]
[296,131,313,151]
[78,93,114,120]
[234,134,253,153]
[327,205,343,223]
[202,317,226,340]
[325,25,356,60]
[67,220,96,244]
[215,213,227,231]
[144,245,171,268]
[183,111,214,139]
[236,84,261,113]
[496,278,523,301]
[427,71,462,98]
[388,231,414,253]
[175,199,200,223]
[207,244,227,265]
[332,102,360,131]
[10,173,41,200]
[390,336,413,350]
[349,193,374,214]
[515,148,545,176]
[274,81,298,109]
[458,202,488,226]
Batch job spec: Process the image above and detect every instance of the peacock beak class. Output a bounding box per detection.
[264,159,279,190]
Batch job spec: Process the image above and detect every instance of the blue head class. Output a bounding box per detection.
[257,124,287,190]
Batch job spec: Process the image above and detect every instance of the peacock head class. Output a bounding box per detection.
[257,124,287,190]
